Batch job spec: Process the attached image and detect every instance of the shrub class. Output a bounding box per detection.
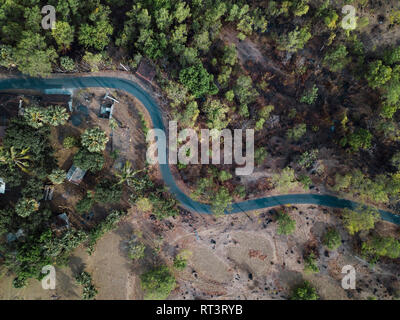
[94,179,122,204]
[323,228,341,250]
[276,211,296,235]
[140,266,176,300]
[300,85,318,104]
[173,255,187,270]
[127,241,146,260]
[343,205,380,235]
[75,271,98,300]
[291,281,319,300]
[48,169,66,184]
[73,149,104,173]
[63,136,78,148]
[304,252,319,274]
[76,194,94,214]
[60,56,75,72]
[81,127,109,153]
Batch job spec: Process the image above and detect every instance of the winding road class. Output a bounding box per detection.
[1,76,399,225]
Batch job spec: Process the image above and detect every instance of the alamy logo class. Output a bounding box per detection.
[41,265,56,290]
[41,5,56,30]
[341,5,356,30]
[341,265,356,290]
[146,121,254,175]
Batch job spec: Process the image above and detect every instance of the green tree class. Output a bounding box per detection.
[60,56,75,72]
[366,60,392,89]
[81,127,109,153]
[255,147,268,166]
[271,167,299,193]
[48,169,66,184]
[63,136,78,148]
[76,193,94,214]
[323,228,342,250]
[277,26,311,52]
[384,46,400,65]
[73,149,104,172]
[94,179,122,204]
[179,64,218,98]
[291,281,319,300]
[78,6,113,51]
[323,45,349,72]
[287,123,307,141]
[44,106,70,126]
[304,252,319,274]
[23,106,46,128]
[52,21,75,51]
[75,271,98,300]
[234,75,258,105]
[343,205,380,235]
[362,236,400,260]
[202,98,230,130]
[218,170,232,182]
[276,211,296,235]
[15,198,39,218]
[341,128,372,151]
[13,31,57,77]
[127,241,146,260]
[173,255,187,270]
[115,161,142,186]
[140,266,176,300]
[211,187,232,216]
[0,146,31,173]
[300,85,318,104]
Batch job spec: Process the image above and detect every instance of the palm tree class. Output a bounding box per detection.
[44,106,70,126]
[0,146,31,173]
[24,106,46,128]
[116,161,142,185]
[81,127,109,153]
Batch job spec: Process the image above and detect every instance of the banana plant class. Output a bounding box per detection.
[115,161,142,185]
[0,146,31,173]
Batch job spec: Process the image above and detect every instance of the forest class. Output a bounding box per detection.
[1,0,400,299]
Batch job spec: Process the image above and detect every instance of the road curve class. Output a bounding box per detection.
[1,76,399,225]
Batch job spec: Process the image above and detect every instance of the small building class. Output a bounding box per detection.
[0,178,5,194]
[66,165,86,185]
[99,93,119,119]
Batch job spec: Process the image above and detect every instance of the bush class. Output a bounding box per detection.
[343,205,380,235]
[15,198,39,218]
[60,56,75,72]
[94,179,122,204]
[76,194,94,214]
[300,85,318,104]
[286,123,307,141]
[81,127,109,153]
[140,266,176,300]
[127,241,146,260]
[366,60,392,89]
[291,281,319,300]
[362,236,400,260]
[75,271,98,300]
[304,252,319,274]
[323,45,349,72]
[323,228,341,250]
[276,211,296,235]
[73,149,104,173]
[173,255,187,270]
[179,64,218,98]
[48,169,66,184]
[63,136,78,148]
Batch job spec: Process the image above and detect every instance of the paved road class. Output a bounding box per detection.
[1,76,399,225]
